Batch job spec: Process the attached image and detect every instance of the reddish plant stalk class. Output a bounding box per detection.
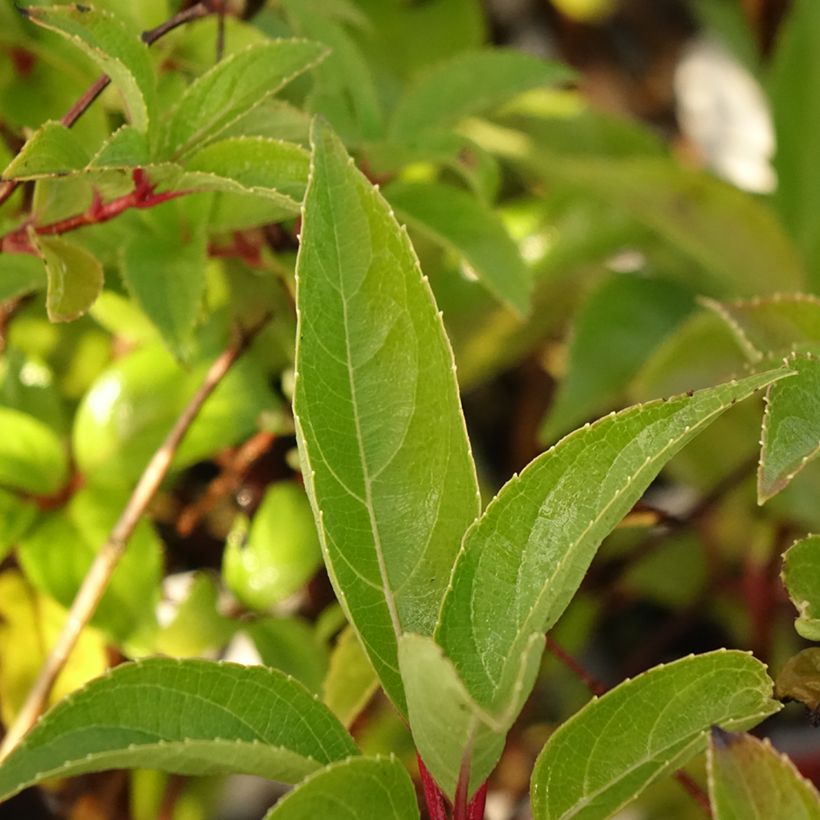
[418,755,448,820]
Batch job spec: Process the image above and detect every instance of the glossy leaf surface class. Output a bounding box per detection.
[0,659,359,803]
[293,121,480,712]
[530,652,780,820]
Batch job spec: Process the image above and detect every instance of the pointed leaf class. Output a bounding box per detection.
[389,49,573,140]
[162,40,328,159]
[385,180,531,316]
[323,626,378,728]
[2,121,90,180]
[708,730,820,820]
[293,121,480,713]
[437,369,791,717]
[89,124,149,169]
[0,406,68,495]
[702,293,820,361]
[23,4,156,132]
[33,234,104,322]
[782,535,820,641]
[759,354,820,502]
[0,659,358,803]
[530,651,780,820]
[264,756,419,820]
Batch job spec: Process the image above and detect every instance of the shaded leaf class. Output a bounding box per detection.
[161,40,328,159]
[530,652,780,820]
[293,121,480,713]
[323,626,378,728]
[0,658,359,803]
[0,490,38,563]
[782,535,820,641]
[264,756,419,820]
[775,648,820,715]
[223,482,323,611]
[759,354,820,502]
[0,406,68,495]
[23,4,156,132]
[2,121,90,180]
[32,234,104,323]
[0,254,47,302]
[389,49,573,140]
[708,730,820,820]
[385,180,531,316]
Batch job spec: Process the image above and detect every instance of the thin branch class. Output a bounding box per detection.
[545,635,713,815]
[0,316,270,760]
[0,1,215,210]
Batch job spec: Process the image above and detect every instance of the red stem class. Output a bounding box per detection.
[467,782,488,820]
[418,755,448,820]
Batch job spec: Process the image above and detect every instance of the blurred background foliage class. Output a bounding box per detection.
[0,0,818,818]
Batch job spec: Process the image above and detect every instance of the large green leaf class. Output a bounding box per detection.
[0,406,68,495]
[2,121,90,180]
[782,535,820,641]
[770,0,820,288]
[388,49,573,140]
[0,658,358,803]
[293,120,480,713]
[161,40,327,159]
[759,354,820,502]
[264,756,419,820]
[530,652,780,820]
[385,180,531,316]
[23,4,156,133]
[708,730,820,820]
[33,234,104,323]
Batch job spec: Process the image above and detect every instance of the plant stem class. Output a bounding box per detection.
[545,635,713,815]
[0,317,269,760]
[418,754,448,820]
[0,0,216,210]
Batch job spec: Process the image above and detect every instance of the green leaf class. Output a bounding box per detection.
[708,730,820,820]
[0,658,359,803]
[32,234,104,323]
[0,490,38,563]
[437,370,789,714]
[0,254,47,302]
[23,4,156,133]
[264,756,419,820]
[541,275,694,442]
[18,485,162,642]
[703,293,820,361]
[782,535,820,641]
[759,354,820,502]
[72,342,278,486]
[2,121,90,180]
[89,124,149,169]
[293,120,480,713]
[223,482,323,611]
[118,205,207,358]
[770,0,820,289]
[0,406,68,495]
[322,626,378,728]
[384,180,531,316]
[530,651,780,820]
[161,40,328,159]
[389,49,573,140]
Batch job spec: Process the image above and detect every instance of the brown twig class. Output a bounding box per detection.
[0,1,215,210]
[545,635,713,815]
[0,316,270,760]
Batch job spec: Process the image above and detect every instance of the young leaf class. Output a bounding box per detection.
[264,756,419,820]
[530,651,780,820]
[0,658,359,803]
[223,482,323,611]
[389,49,573,140]
[89,124,149,169]
[782,535,820,641]
[540,275,694,442]
[118,207,207,358]
[384,180,531,316]
[22,4,156,133]
[0,406,68,495]
[759,354,820,502]
[32,234,104,323]
[708,730,820,820]
[0,254,47,302]
[437,369,790,717]
[2,121,90,180]
[293,120,480,713]
[323,626,378,728]
[161,40,328,160]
